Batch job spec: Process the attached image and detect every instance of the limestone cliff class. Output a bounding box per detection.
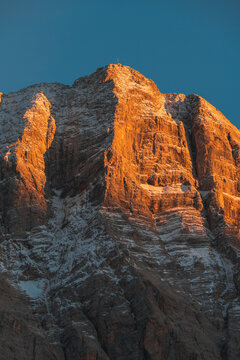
[0,64,239,360]
[2,92,55,234]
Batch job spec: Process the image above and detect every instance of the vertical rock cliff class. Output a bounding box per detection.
[0,64,239,360]
[2,92,56,234]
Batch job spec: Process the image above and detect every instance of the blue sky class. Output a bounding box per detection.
[1,0,239,127]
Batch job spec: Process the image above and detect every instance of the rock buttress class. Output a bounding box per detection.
[103,64,240,246]
[103,65,202,226]
[190,95,240,238]
[1,92,55,234]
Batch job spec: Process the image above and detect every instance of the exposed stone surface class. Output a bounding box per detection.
[0,274,64,360]
[1,92,56,234]
[0,64,239,359]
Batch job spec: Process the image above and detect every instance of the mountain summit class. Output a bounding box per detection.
[0,64,239,359]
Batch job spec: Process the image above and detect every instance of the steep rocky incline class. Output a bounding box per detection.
[0,64,239,360]
[1,92,56,234]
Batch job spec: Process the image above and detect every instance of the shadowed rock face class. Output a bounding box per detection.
[0,64,239,360]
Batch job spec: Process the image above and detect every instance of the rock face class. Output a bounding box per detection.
[0,64,239,360]
[1,92,56,234]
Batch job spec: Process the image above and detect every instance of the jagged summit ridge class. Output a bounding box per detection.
[0,64,239,359]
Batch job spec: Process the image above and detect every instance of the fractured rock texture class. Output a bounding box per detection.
[0,92,55,234]
[0,64,239,359]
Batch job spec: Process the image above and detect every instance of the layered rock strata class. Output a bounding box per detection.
[0,64,239,359]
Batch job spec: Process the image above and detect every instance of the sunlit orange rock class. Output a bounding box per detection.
[103,64,240,244]
[104,66,200,222]
[3,92,55,234]
[190,95,240,232]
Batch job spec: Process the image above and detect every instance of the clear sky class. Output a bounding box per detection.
[1,0,239,127]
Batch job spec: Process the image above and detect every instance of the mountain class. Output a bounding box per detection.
[0,64,239,360]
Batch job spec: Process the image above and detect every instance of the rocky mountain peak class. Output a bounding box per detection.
[0,65,239,359]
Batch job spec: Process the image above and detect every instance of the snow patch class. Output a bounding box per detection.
[18,279,46,299]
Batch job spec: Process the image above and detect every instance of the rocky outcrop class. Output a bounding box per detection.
[0,64,239,359]
[0,92,55,234]
[190,96,240,241]
[103,66,240,239]
[0,274,64,360]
